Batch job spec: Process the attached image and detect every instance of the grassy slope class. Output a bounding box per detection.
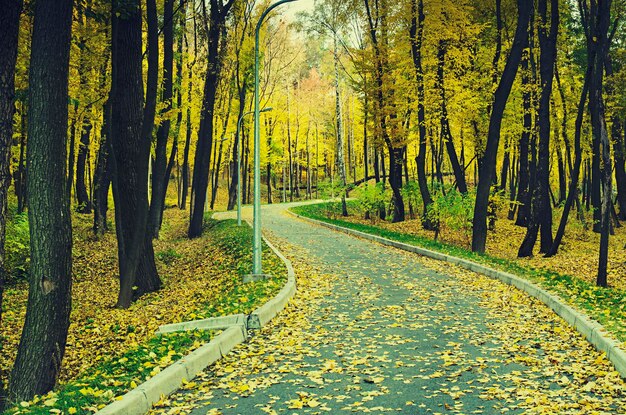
[2,208,286,414]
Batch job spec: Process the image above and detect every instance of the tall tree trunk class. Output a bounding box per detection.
[180,3,196,210]
[149,0,174,237]
[363,73,369,183]
[547,69,591,257]
[588,0,611,286]
[93,99,111,236]
[472,0,531,253]
[227,81,246,210]
[0,0,22,404]
[16,105,27,214]
[8,0,73,402]
[188,0,234,237]
[615,119,626,219]
[76,117,93,213]
[110,0,161,309]
[365,0,404,222]
[518,0,557,257]
[334,34,348,216]
[66,105,78,203]
[437,41,467,194]
[410,0,434,229]
[210,139,224,210]
[162,3,185,214]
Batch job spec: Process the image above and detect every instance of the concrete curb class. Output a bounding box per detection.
[155,314,248,335]
[287,209,626,378]
[95,222,297,415]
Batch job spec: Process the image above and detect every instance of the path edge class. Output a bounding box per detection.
[287,209,626,377]
[95,225,296,415]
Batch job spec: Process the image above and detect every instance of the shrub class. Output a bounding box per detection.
[401,180,422,219]
[4,211,30,282]
[427,188,474,243]
[356,182,387,220]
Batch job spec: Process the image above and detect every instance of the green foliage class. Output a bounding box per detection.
[355,183,387,220]
[5,211,30,281]
[156,248,181,265]
[401,181,423,219]
[401,181,422,209]
[317,178,345,200]
[426,188,474,240]
[315,179,347,219]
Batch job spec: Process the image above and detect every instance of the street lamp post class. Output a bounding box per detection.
[251,0,299,277]
[237,107,272,226]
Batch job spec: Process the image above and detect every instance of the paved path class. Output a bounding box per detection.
[152,202,626,415]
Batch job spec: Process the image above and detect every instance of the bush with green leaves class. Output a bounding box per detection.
[401,180,422,219]
[5,211,30,281]
[356,182,387,220]
[426,187,474,242]
[317,179,347,218]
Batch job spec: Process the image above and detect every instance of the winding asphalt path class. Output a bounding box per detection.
[152,202,626,415]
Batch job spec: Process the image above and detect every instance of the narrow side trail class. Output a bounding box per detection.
[151,203,626,415]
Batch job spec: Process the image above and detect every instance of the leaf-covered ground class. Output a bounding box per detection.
[150,203,626,415]
[1,206,286,414]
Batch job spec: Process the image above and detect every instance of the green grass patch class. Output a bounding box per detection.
[193,218,287,318]
[291,202,626,343]
[4,331,212,415]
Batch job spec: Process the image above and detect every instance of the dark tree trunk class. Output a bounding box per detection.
[615,119,626,219]
[548,74,590,256]
[110,0,161,309]
[210,140,224,210]
[16,106,27,214]
[410,0,434,229]
[592,117,602,232]
[437,41,467,194]
[76,117,93,213]
[365,0,404,222]
[161,5,184,216]
[8,0,73,402]
[188,0,234,237]
[556,138,567,204]
[515,30,532,227]
[518,0,557,257]
[0,0,22,403]
[180,4,195,210]
[373,147,380,183]
[93,99,111,236]
[603,55,626,220]
[66,106,78,202]
[472,0,531,253]
[227,81,246,210]
[586,0,611,286]
[149,0,174,238]
[499,136,510,192]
